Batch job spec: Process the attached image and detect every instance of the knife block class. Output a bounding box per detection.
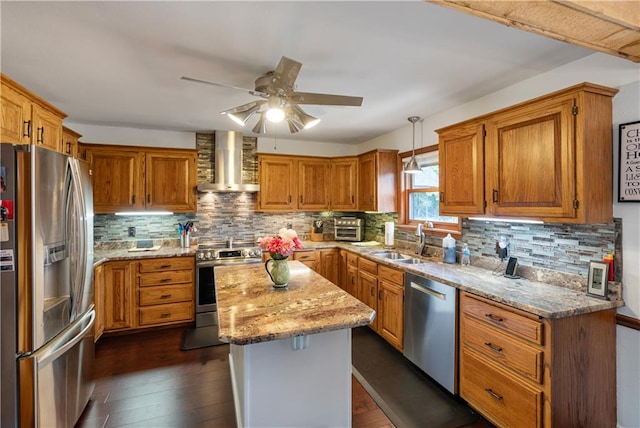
[310,231,324,241]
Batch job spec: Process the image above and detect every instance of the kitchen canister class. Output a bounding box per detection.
[384,222,395,247]
[442,233,456,264]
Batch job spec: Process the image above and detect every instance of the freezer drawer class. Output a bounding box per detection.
[19,309,95,427]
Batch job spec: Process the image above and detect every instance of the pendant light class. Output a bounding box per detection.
[403,116,422,174]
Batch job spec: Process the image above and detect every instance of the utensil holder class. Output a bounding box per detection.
[180,233,191,248]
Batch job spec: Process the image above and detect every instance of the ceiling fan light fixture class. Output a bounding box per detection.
[290,104,320,129]
[403,116,422,174]
[266,107,285,122]
[221,101,263,126]
[287,118,303,133]
[252,112,267,134]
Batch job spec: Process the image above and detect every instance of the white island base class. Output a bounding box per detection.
[229,328,352,428]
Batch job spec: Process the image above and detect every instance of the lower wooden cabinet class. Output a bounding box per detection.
[319,249,339,284]
[93,264,105,342]
[293,249,320,273]
[102,256,195,334]
[357,257,378,331]
[377,265,404,351]
[459,291,617,428]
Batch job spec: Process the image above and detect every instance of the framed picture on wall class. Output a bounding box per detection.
[587,260,609,299]
[619,120,640,202]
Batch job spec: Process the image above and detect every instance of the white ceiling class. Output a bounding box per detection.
[0,1,594,145]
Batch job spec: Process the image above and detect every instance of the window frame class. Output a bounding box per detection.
[398,145,461,238]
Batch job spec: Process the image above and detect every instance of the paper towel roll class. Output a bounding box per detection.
[384,222,395,246]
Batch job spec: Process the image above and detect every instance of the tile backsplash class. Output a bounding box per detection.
[94,193,622,280]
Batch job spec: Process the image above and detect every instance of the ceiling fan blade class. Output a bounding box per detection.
[289,91,363,106]
[180,76,266,96]
[273,56,302,90]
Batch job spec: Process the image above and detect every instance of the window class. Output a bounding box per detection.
[400,147,461,236]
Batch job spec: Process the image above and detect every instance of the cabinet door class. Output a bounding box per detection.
[293,249,320,273]
[258,155,296,211]
[320,249,339,284]
[298,158,330,210]
[485,95,576,219]
[0,84,31,144]
[62,126,81,158]
[378,279,404,351]
[86,148,145,213]
[358,152,376,211]
[346,265,358,297]
[104,261,135,331]
[358,270,378,331]
[439,121,485,215]
[32,104,63,152]
[145,150,197,212]
[330,158,358,210]
[93,264,105,342]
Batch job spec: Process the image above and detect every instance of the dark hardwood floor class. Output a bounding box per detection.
[76,327,491,428]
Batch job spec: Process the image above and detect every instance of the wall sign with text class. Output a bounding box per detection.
[619,121,640,202]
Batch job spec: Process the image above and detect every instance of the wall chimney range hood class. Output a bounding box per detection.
[197,131,260,193]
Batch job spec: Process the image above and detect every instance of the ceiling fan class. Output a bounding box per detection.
[181,56,363,134]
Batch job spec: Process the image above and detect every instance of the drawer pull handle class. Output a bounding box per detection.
[160,264,171,268]
[160,313,171,318]
[484,342,503,353]
[370,286,375,297]
[160,294,172,299]
[485,388,503,401]
[160,278,171,283]
[23,120,32,138]
[485,313,504,323]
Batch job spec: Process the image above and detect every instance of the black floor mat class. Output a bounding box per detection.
[352,327,484,428]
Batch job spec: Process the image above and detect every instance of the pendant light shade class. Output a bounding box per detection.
[252,112,267,134]
[221,101,264,126]
[403,116,422,174]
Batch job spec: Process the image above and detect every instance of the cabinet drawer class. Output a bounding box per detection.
[462,315,543,383]
[358,257,378,275]
[294,250,318,261]
[138,284,193,306]
[138,302,194,326]
[461,350,543,428]
[378,265,403,285]
[139,269,193,287]
[461,292,543,345]
[138,257,194,273]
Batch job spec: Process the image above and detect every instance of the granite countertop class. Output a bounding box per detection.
[93,245,196,266]
[214,260,376,345]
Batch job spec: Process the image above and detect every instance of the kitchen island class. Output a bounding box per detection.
[214,260,375,428]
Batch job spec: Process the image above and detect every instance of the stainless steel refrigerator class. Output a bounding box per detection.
[1,144,95,427]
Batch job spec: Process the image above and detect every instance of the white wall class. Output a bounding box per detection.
[257,137,357,157]
[65,122,196,149]
[359,52,640,428]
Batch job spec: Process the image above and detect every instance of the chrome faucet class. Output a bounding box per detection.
[415,223,426,255]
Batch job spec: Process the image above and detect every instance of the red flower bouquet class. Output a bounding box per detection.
[258,228,304,259]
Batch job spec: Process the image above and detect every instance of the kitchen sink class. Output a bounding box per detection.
[371,251,411,260]
[394,257,427,265]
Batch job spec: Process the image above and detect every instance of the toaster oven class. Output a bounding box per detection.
[334,217,364,241]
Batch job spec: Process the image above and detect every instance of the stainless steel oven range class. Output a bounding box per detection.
[181,240,262,350]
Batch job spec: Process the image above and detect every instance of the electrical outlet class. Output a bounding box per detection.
[128,226,136,237]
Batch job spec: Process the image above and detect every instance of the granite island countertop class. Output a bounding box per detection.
[214,260,376,345]
[93,245,196,266]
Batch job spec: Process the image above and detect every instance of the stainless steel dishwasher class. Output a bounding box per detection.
[403,272,457,394]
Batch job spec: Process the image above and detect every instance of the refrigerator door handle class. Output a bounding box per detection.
[68,160,88,319]
[34,309,94,368]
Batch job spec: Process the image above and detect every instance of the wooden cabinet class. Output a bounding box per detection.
[437,83,618,223]
[358,149,398,212]
[459,291,617,427]
[84,144,197,214]
[293,249,320,273]
[62,126,82,158]
[330,157,358,211]
[345,252,359,297]
[103,261,135,331]
[0,74,65,150]
[319,248,339,284]
[93,264,105,342]
[377,265,404,351]
[257,155,330,211]
[136,257,195,327]
[357,257,378,331]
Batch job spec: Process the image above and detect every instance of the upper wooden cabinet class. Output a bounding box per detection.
[257,155,331,211]
[62,126,82,158]
[329,157,358,211]
[1,74,66,151]
[358,149,398,213]
[84,144,197,214]
[437,83,618,223]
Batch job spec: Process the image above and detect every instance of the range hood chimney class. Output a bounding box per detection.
[197,131,260,192]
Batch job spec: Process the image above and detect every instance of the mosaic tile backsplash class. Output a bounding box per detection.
[94,191,621,281]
